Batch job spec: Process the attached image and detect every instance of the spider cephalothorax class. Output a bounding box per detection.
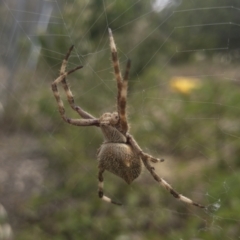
[99,112,124,142]
[51,28,205,208]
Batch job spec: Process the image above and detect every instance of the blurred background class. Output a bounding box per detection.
[1,0,240,239]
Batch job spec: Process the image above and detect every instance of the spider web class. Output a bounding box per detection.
[1,0,240,239]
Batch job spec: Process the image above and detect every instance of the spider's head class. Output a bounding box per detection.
[99,112,119,126]
[99,112,126,143]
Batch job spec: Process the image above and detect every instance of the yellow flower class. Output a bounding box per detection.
[170,76,201,94]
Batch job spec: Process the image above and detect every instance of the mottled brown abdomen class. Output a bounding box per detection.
[97,143,142,184]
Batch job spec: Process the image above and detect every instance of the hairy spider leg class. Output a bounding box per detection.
[98,169,122,205]
[119,59,131,134]
[51,48,99,127]
[60,46,96,119]
[127,134,204,208]
[142,158,205,209]
[127,134,164,164]
[108,28,129,134]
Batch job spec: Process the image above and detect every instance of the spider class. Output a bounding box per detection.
[51,28,205,209]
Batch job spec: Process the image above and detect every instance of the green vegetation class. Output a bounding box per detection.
[11,61,240,240]
[1,0,240,239]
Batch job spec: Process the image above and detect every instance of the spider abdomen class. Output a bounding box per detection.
[97,143,142,184]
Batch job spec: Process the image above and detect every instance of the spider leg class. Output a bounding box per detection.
[98,168,122,206]
[119,59,131,134]
[108,28,129,134]
[142,158,205,209]
[51,68,99,127]
[52,85,99,126]
[61,77,95,119]
[60,46,95,119]
[127,134,204,208]
[127,134,164,163]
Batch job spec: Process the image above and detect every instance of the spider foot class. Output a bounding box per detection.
[149,157,164,164]
[101,195,122,206]
[67,65,83,75]
[111,200,122,206]
[64,45,74,61]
